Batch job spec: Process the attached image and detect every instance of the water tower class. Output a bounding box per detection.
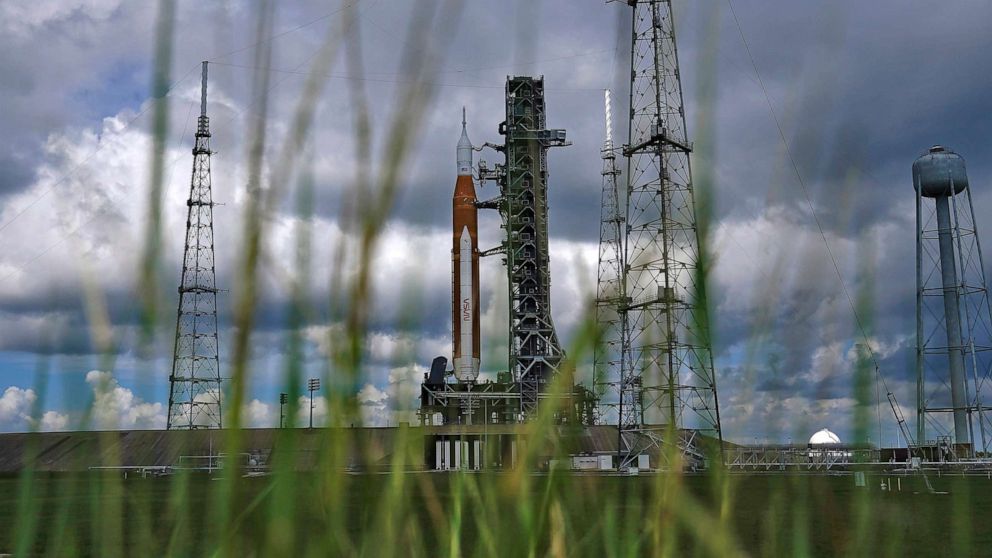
[914,146,992,455]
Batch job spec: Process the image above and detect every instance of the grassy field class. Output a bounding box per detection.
[1,471,989,556]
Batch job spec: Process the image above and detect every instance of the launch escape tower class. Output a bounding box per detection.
[595,0,722,468]
[167,62,223,430]
[915,146,992,456]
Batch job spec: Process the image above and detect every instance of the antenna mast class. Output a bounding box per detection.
[167,61,223,429]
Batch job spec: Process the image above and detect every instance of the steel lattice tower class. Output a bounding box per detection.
[594,90,624,413]
[500,76,570,418]
[167,62,222,430]
[599,0,722,466]
[915,146,992,456]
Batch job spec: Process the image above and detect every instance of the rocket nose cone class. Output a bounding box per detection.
[458,125,472,149]
[457,109,473,176]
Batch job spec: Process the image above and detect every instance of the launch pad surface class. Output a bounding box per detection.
[1,427,987,475]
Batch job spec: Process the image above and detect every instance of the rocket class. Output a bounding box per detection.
[452,108,480,382]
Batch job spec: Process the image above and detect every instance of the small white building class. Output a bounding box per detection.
[809,428,841,445]
[808,428,849,460]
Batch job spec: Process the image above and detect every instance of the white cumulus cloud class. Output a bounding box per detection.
[0,385,70,432]
[296,394,328,428]
[243,398,274,428]
[86,370,165,430]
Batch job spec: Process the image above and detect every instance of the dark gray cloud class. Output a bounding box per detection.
[700,0,992,231]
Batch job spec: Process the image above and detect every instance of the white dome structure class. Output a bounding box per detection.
[809,428,841,445]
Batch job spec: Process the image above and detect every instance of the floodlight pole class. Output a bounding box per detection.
[308,378,320,429]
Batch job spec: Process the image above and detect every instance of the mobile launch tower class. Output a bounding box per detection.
[491,76,570,419]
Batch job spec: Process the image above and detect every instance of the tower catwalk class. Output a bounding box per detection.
[599,0,722,467]
[167,61,222,430]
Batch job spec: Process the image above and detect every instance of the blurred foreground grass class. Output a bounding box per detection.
[2,470,991,556]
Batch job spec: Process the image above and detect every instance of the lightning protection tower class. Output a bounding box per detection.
[594,89,624,416]
[167,61,223,429]
[915,146,992,456]
[599,0,722,468]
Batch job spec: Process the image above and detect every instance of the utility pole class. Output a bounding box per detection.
[308,378,320,429]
